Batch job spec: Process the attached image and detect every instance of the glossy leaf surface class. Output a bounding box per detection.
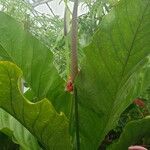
[0,61,72,150]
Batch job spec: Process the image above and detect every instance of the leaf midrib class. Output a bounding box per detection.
[103,0,149,141]
[120,1,149,79]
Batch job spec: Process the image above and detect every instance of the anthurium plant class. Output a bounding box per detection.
[0,0,150,149]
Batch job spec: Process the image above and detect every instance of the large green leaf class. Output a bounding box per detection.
[107,116,150,150]
[0,61,72,149]
[76,0,150,149]
[0,109,41,150]
[0,12,71,116]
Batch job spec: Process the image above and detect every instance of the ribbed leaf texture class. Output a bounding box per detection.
[76,0,150,149]
[0,61,72,150]
[0,12,71,116]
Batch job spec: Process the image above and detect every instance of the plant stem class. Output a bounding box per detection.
[74,86,80,150]
[71,0,78,82]
[71,0,80,149]
[46,2,56,17]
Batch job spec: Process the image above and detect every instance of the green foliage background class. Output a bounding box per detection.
[0,0,149,150]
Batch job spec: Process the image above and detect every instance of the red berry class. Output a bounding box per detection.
[66,77,73,92]
[133,98,145,108]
